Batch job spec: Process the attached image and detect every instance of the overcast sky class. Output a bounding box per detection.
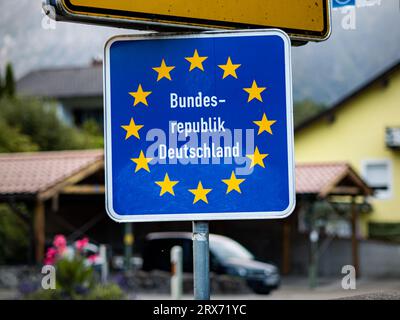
[0,0,399,104]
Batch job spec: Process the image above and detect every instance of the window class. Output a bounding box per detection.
[362,160,393,199]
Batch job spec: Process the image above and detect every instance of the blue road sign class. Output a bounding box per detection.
[332,0,356,8]
[104,30,295,222]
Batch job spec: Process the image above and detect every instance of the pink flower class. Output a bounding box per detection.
[44,257,55,265]
[53,234,67,253]
[87,254,99,264]
[46,247,57,258]
[75,237,89,251]
[44,247,57,265]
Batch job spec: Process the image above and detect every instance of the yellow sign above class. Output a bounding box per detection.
[51,0,331,41]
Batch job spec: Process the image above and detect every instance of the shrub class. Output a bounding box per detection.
[0,204,30,264]
[0,118,38,152]
[85,284,125,300]
[24,289,64,300]
[23,235,125,300]
[54,254,95,298]
[0,96,103,152]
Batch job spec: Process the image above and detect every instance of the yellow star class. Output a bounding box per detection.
[247,147,269,169]
[185,49,208,72]
[243,80,266,102]
[131,151,153,173]
[121,118,144,140]
[222,171,245,194]
[155,173,179,196]
[152,59,175,81]
[218,57,241,79]
[253,113,277,135]
[129,84,152,107]
[189,181,212,204]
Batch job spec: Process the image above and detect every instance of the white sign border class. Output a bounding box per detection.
[103,29,296,223]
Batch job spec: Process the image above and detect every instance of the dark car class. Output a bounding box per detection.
[142,232,280,294]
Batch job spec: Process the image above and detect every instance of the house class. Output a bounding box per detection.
[295,61,400,241]
[16,60,103,126]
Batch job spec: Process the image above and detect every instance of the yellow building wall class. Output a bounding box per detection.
[295,70,400,237]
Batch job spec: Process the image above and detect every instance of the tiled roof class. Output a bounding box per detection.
[16,64,103,98]
[0,150,369,198]
[295,162,369,196]
[0,150,103,197]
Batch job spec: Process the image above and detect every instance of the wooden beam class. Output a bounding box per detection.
[7,200,30,225]
[330,186,360,195]
[319,164,374,198]
[38,160,104,201]
[351,197,360,278]
[61,184,105,195]
[34,199,45,264]
[346,169,374,196]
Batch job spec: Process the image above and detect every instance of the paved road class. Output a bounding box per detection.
[338,292,400,300]
[136,277,400,300]
[1,277,399,300]
[0,289,17,300]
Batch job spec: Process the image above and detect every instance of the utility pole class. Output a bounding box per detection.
[124,223,134,271]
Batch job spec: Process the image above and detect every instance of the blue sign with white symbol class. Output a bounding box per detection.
[332,0,355,8]
[104,30,295,222]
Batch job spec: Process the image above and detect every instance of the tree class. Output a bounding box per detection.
[0,96,103,152]
[0,69,3,98]
[0,117,39,152]
[4,63,15,97]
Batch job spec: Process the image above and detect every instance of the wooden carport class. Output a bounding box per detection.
[0,150,104,263]
[282,162,374,277]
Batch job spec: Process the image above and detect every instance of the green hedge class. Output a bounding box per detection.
[0,204,30,264]
[369,222,400,242]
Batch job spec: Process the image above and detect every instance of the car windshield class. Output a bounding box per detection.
[210,236,254,260]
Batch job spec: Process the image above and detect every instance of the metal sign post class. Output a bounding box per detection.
[103,30,296,300]
[193,222,210,300]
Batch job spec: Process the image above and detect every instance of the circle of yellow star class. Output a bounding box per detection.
[185,49,208,72]
[222,171,245,194]
[189,181,212,204]
[129,84,152,106]
[155,173,179,196]
[243,80,266,102]
[253,113,277,135]
[247,147,269,169]
[121,118,144,140]
[152,59,175,81]
[218,57,241,79]
[131,151,153,173]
